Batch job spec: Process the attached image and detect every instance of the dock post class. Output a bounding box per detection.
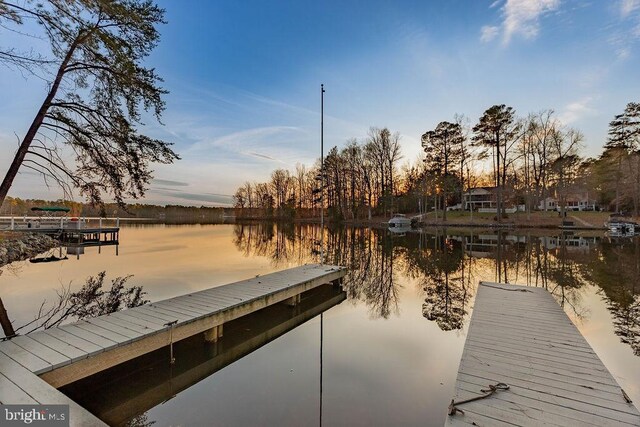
[60,216,63,230]
[204,324,223,342]
[285,294,302,307]
[164,320,178,364]
[99,217,102,230]
[116,217,120,228]
[10,216,14,230]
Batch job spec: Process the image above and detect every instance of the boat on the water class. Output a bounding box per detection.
[604,214,638,234]
[388,214,412,230]
[605,221,637,234]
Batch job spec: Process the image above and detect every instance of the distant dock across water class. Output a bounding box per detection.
[1,216,121,256]
[0,264,346,426]
[446,281,640,426]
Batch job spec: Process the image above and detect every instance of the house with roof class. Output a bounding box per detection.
[537,192,597,211]
[537,197,557,211]
[462,187,497,211]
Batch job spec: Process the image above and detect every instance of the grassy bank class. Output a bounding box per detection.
[415,210,611,229]
[297,210,614,229]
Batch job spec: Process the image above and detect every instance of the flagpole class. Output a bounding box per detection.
[320,84,325,264]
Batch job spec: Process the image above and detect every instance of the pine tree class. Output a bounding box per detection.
[421,121,464,221]
[472,105,520,221]
[0,0,178,208]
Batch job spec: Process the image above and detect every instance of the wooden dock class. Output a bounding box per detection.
[24,226,120,242]
[63,284,347,426]
[446,281,640,427]
[0,264,346,426]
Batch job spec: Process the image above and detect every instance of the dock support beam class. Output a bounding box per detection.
[285,294,302,307]
[204,324,223,343]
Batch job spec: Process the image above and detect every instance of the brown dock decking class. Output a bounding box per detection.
[0,264,346,426]
[445,281,640,427]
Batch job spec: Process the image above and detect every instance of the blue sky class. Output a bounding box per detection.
[1,0,640,206]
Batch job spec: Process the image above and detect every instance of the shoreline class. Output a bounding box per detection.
[241,214,608,231]
[0,232,58,268]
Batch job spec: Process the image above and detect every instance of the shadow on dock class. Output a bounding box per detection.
[60,284,346,426]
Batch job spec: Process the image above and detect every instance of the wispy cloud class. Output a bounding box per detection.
[481,0,561,45]
[607,0,640,60]
[152,179,190,187]
[480,25,500,42]
[244,151,286,163]
[148,188,233,206]
[185,126,302,154]
[621,0,640,18]
[558,97,596,125]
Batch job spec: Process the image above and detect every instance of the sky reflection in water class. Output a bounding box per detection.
[1,223,638,426]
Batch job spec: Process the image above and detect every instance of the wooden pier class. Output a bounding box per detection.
[446,281,640,427]
[0,264,346,426]
[22,226,120,244]
[63,284,347,426]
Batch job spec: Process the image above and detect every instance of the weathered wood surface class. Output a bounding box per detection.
[0,353,106,426]
[80,286,347,426]
[0,264,345,390]
[445,281,640,427]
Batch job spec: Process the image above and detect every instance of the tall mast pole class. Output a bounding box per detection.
[320,84,325,264]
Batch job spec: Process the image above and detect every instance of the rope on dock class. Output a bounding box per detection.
[482,284,533,292]
[448,382,510,416]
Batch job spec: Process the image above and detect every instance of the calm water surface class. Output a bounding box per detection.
[1,223,639,426]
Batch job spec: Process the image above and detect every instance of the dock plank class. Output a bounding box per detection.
[107,311,167,329]
[9,336,70,369]
[27,331,88,362]
[150,301,205,317]
[445,281,640,427]
[155,299,215,315]
[43,328,106,353]
[128,306,186,324]
[0,372,38,404]
[71,322,129,344]
[137,304,193,321]
[0,353,106,426]
[88,317,149,337]
[0,339,50,373]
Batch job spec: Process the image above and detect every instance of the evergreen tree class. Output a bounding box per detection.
[472,105,520,221]
[421,121,464,221]
[605,102,640,212]
[0,0,178,208]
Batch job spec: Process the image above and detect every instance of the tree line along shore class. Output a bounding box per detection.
[233,105,640,225]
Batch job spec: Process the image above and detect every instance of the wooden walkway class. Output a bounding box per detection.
[0,352,107,426]
[446,281,640,427]
[0,264,345,426]
[68,284,347,426]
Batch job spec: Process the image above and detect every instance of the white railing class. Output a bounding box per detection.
[478,207,517,214]
[0,216,120,230]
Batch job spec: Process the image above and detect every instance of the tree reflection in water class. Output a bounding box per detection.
[232,223,640,356]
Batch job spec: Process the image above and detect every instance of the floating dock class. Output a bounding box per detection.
[0,264,346,426]
[446,281,640,426]
[63,284,346,426]
[20,226,119,243]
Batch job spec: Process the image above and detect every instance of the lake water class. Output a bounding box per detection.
[1,223,639,426]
